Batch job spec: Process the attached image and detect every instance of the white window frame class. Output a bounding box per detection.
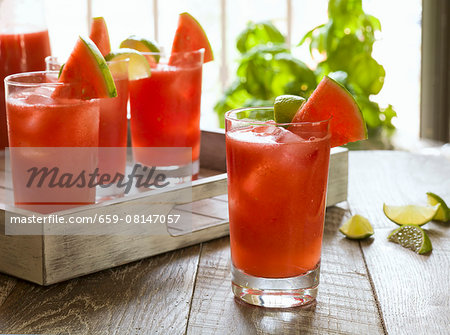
[85,0,294,92]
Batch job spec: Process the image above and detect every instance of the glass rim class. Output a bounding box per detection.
[45,55,129,66]
[4,71,64,87]
[139,48,205,57]
[224,106,332,127]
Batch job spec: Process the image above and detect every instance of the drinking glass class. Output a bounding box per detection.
[46,56,130,191]
[129,49,204,181]
[5,71,99,213]
[0,0,51,150]
[225,107,331,308]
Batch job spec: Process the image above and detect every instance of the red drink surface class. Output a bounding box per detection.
[0,30,51,149]
[98,75,129,179]
[7,88,99,212]
[129,63,202,167]
[226,125,330,278]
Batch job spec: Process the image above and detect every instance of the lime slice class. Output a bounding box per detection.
[383,203,439,226]
[388,225,432,254]
[274,95,305,124]
[339,214,374,239]
[105,48,151,80]
[120,35,160,63]
[426,192,450,222]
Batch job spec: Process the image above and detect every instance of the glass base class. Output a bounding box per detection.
[231,263,320,308]
[93,160,199,202]
[133,159,199,186]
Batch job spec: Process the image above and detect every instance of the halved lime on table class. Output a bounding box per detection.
[120,35,161,63]
[339,214,374,240]
[105,48,151,80]
[383,203,439,226]
[388,225,432,254]
[426,192,450,222]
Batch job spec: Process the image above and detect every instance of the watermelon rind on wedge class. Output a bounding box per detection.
[89,17,111,57]
[290,75,367,148]
[170,12,214,64]
[55,35,117,100]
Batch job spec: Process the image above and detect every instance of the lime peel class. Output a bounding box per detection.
[274,95,305,124]
[339,214,374,240]
[426,192,450,222]
[383,203,439,226]
[105,48,151,80]
[119,35,160,63]
[387,225,432,254]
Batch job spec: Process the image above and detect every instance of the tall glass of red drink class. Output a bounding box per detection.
[5,71,99,214]
[0,0,51,150]
[129,49,204,181]
[225,107,331,308]
[46,56,129,194]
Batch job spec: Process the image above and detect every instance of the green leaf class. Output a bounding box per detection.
[236,21,285,54]
[355,95,382,129]
[237,44,288,99]
[271,53,317,97]
[214,80,253,127]
[365,14,381,32]
[327,71,348,85]
[328,0,363,20]
[328,0,364,32]
[349,54,385,95]
[298,24,324,46]
[326,34,367,72]
[217,10,395,134]
[381,104,397,129]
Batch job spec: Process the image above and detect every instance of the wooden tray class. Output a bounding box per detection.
[0,129,348,285]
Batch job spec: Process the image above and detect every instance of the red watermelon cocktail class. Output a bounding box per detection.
[226,76,367,308]
[126,13,213,179]
[129,49,204,170]
[46,18,130,184]
[5,71,100,213]
[46,55,129,182]
[5,36,117,213]
[0,30,51,150]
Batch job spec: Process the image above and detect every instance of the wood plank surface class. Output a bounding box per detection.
[0,273,17,306]
[347,151,450,335]
[186,206,384,335]
[1,150,448,334]
[0,245,201,335]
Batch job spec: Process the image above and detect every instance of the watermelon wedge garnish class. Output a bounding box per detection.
[54,36,116,100]
[169,12,214,65]
[89,17,111,56]
[290,76,367,147]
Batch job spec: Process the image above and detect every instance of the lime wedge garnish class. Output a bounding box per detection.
[274,95,305,124]
[120,35,160,63]
[339,214,374,239]
[388,225,432,254]
[383,203,439,226]
[426,192,450,222]
[105,48,151,80]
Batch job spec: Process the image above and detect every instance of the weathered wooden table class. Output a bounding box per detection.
[0,151,449,334]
